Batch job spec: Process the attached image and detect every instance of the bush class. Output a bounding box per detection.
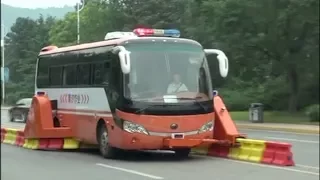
[305,104,319,122]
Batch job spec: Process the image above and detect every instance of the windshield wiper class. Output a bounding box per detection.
[174,97,208,112]
[134,97,208,114]
[135,105,157,114]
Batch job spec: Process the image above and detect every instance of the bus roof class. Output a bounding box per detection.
[39,37,202,56]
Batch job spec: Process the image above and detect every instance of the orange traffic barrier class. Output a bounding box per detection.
[1,128,7,142]
[15,131,25,147]
[47,138,64,149]
[262,141,294,166]
[38,138,64,149]
[261,141,276,164]
[208,144,230,157]
[38,138,50,149]
[271,141,294,166]
[24,95,74,139]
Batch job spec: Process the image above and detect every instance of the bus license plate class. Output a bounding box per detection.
[171,133,184,139]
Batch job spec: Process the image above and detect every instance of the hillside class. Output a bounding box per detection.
[1,3,73,36]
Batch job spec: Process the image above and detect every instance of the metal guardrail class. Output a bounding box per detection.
[1,106,11,110]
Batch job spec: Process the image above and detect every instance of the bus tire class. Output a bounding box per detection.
[174,148,191,159]
[98,125,118,159]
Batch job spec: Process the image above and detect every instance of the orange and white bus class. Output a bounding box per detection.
[35,28,229,158]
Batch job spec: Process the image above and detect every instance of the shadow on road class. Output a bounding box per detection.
[68,148,206,162]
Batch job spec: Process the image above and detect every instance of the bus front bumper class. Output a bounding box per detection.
[163,138,228,148]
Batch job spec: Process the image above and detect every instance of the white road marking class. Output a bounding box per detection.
[296,164,320,170]
[219,158,319,176]
[265,137,319,144]
[193,155,319,176]
[96,163,164,179]
[241,128,319,136]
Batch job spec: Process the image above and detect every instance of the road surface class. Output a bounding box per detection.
[1,122,319,180]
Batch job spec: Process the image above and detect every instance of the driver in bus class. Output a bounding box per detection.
[167,73,188,94]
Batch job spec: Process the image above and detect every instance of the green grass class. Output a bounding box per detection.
[230,111,319,125]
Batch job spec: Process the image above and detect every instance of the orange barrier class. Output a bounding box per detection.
[1,128,7,142]
[24,95,74,139]
[16,131,25,147]
[38,138,64,149]
[208,144,230,157]
[192,138,295,167]
[262,141,295,166]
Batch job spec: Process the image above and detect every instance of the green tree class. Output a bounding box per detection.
[4,16,56,104]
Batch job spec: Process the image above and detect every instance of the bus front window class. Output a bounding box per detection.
[123,41,213,102]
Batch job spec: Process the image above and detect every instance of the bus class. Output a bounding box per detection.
[35,28,229,158]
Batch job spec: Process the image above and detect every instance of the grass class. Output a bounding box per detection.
[230,111,319,125]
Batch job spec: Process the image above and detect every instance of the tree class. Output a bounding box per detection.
[4,16,56,104]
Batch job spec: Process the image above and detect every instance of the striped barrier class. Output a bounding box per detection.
[1,127,294,166]
[191,138,295,167]
[1,128,81,150]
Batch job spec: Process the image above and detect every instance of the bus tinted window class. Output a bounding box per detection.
[77,64,91,85]
[92,62,109,85]
[49,66,63,86]
[37,58,49,87]
[63,65,77,85]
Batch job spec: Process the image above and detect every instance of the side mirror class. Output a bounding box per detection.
[212,90,218,97]
[204,49,229,78]
[112,46,131,74]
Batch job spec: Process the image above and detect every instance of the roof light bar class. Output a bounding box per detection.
[104,32,136,40]
[133,28,180,38]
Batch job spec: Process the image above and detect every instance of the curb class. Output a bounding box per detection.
[237,124,319,134]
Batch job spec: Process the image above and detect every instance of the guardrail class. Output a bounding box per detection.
[1,106,11,122]
[1,106,11,110]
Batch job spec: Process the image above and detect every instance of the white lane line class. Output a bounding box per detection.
[193,155,319,176]
[296,164,320,170]
[96,163,164,179]
[241,128,319,136]
[219,158,319,176]
[265,137,319,144]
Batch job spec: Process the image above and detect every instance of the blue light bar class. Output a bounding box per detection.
[163,29,180,38]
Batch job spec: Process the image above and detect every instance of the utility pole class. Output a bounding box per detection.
[1,24,5,105]
[77,0,85,44]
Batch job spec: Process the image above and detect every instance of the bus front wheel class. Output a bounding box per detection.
[98,125,118,159]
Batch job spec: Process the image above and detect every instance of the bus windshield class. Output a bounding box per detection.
[123,41,213,102]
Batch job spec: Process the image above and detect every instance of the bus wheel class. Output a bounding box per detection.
[98,125,117,159]
[174,148,191,159]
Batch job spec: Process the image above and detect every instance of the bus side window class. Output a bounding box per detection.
[63,65,77,86]
[92,62,107,85]
[37,57,50,87]
[77,63,91,85]
[49,66,63,86]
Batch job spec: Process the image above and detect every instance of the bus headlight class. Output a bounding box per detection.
[123,121,149,135]
[198,121,214,134]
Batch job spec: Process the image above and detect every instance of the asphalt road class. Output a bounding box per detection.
[1,117,319,180]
